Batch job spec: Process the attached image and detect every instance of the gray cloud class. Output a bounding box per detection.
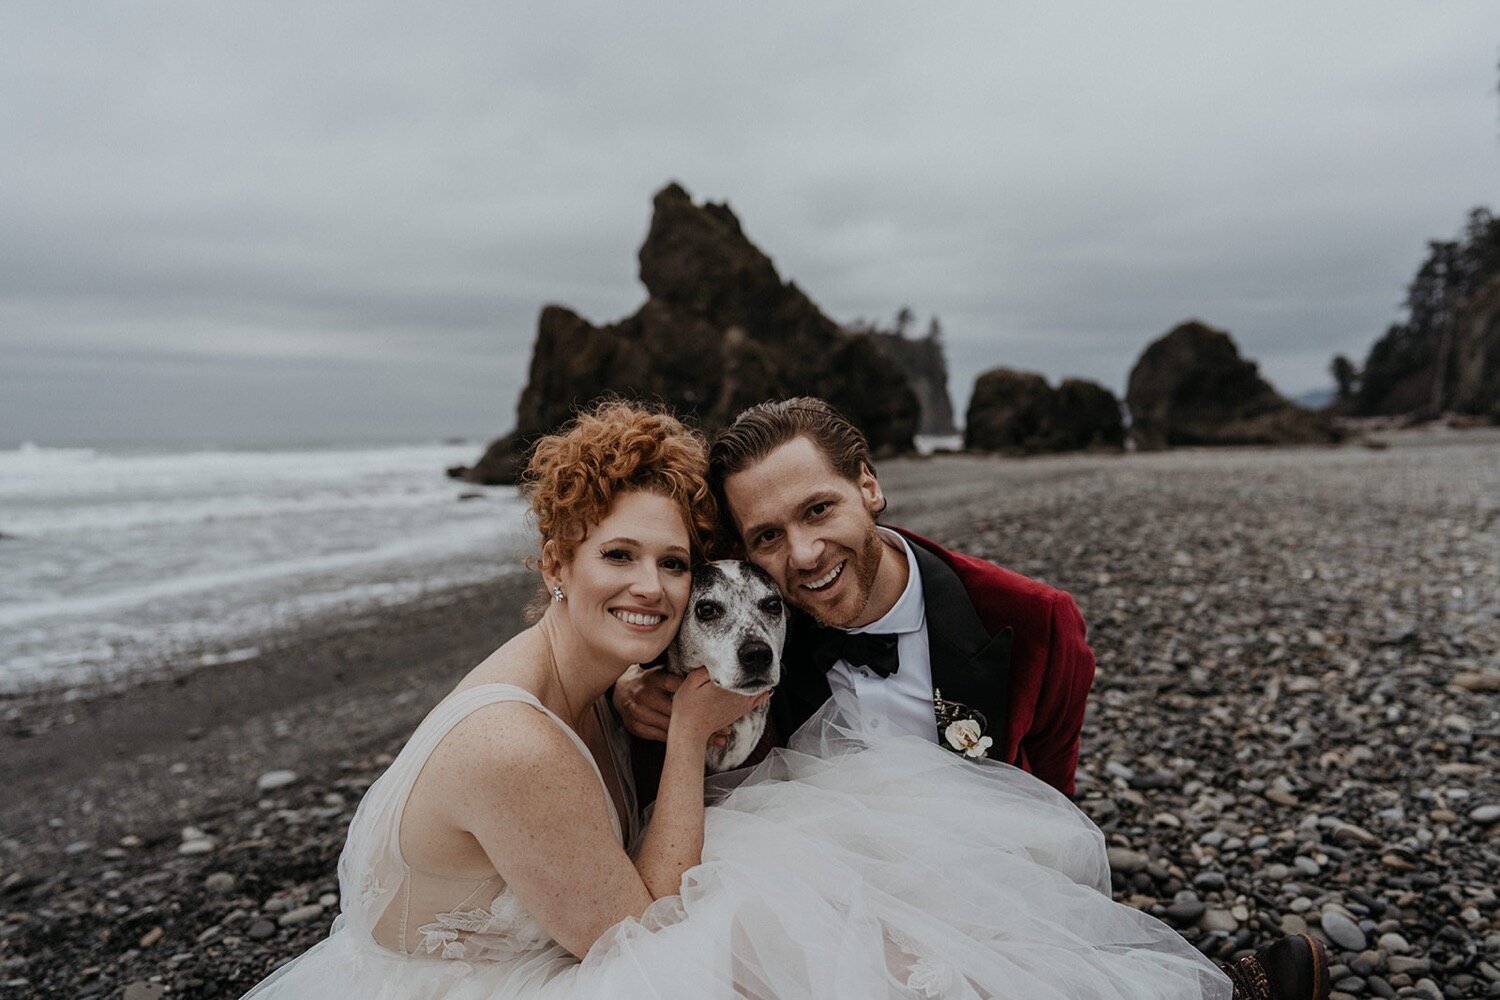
[3,2,1498,444]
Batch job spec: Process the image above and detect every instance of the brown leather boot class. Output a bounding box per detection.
[1219,933,1330,1000]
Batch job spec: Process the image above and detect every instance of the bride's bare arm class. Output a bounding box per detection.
[442,676,765,959]
[446,706,653,957]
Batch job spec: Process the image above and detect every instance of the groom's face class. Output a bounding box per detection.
[721,436,889,629]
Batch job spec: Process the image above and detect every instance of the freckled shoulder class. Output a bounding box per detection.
[424,700,592,792]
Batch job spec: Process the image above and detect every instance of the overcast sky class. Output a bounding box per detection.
[3,3,1499,447]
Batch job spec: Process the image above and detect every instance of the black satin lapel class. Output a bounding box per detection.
[910,541,1012,744]
[771,610,832,740]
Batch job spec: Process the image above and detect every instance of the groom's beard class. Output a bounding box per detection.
[797,521,885,630]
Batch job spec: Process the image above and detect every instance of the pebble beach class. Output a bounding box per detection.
[3,427,1498,999]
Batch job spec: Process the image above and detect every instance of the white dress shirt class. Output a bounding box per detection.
[824,528,939,742]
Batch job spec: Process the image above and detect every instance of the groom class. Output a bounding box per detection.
[615,396,1094,797]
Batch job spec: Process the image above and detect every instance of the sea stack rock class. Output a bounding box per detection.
[868,329,959,436]
[963,368,1123,454]
[1126,321,1342,451]
[456,183,919,484]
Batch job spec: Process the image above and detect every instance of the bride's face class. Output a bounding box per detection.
[553,489,693,666]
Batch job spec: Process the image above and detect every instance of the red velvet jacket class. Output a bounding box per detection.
[898,528,1095,797]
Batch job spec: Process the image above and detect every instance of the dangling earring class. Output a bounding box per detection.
[551,584,565,603]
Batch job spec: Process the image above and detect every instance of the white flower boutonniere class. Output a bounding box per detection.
[944,718,992,759]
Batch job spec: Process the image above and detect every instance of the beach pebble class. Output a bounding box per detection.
[1470,805,1500,826]
[1165,899,1207,925]
[1330,821,1379,845]
[1386,955,1431,975]
[1320,909,1367,951]
[203,872,236,895]
[1200,909,1238,933]
[247,919,276,940]
[1192,871,1227,892]
[278,904,324,927]
[1107,847,1149,874]
[178,839,215,856]
[137,926,163,948]
[123,984,167,1000]
[1376,931,1410,954]
[258,770,299,792]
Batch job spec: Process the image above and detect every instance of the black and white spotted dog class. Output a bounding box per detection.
[665,560,787,772]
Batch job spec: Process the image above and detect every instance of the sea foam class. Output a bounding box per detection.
[0,442,527,693]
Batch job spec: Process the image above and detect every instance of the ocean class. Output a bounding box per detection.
[0,441,529,695]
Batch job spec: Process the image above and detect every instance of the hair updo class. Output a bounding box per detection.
[522,399,717,567]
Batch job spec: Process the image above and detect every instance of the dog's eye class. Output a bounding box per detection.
[759,597,783,616]
[695,600,723,621]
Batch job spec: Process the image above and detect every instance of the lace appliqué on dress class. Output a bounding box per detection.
[414,888,553,961]
[356,869,387,903]
[906,956,957,997]
[886,926,956,997]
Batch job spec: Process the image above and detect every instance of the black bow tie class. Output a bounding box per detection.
[809,626,900,678]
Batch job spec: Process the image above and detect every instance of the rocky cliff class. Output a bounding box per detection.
[452,184,919,484]
[1447,271,1500,420]
[1126,321,1342,451]
[1347,207,1500,420]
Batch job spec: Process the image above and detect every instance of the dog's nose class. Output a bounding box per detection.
[737,640,774,674]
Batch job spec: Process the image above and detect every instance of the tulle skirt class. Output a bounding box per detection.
[245,699,1230,999]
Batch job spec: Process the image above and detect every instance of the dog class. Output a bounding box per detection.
[665,560,787,772]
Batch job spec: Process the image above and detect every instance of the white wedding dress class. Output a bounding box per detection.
[243,682,1230,999]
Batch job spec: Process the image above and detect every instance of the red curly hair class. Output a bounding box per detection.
[523,399,717,568]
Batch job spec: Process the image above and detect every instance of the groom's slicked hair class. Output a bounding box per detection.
[709,398,875,513]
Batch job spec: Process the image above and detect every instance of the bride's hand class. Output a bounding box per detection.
[669,668,771,745]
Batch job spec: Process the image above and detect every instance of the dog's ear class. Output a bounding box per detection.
[739,561,779,593]
[691,562,727,591]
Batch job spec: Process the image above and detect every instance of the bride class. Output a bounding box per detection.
[243,401,1240,999]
